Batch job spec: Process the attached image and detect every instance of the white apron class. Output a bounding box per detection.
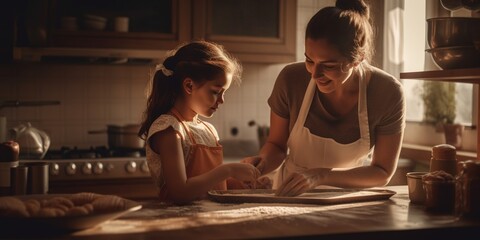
[274,71,372,188]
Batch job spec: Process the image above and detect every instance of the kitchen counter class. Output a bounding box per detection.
[4,186,480,240]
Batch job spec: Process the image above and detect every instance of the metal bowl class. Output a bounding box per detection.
[440,0,463,11]
[427,17,480,48]
[426,46,480,69]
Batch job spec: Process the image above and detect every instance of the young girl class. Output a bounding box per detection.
[138,41,260,203]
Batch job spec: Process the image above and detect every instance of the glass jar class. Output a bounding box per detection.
[455,160,480,219]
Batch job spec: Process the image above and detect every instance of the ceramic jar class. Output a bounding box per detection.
[422,171,456,213]
[430,144,457,176]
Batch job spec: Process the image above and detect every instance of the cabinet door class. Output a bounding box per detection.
[48,0,191,50]
[193,0,296,63]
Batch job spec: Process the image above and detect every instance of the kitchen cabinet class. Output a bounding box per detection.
[400,68,480,160]
[13,0,190,61]
[13,0,296,63]
[45,0,190,51]
[0,19,14,63]
[193,0,296,63]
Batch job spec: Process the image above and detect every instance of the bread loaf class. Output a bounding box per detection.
[0,192,128,218]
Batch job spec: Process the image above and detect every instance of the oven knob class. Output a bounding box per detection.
[82,163,93,175]
[50,163,60,176]
[66,163,77,175]
[93,162,104,174]
[126,161,137,173]
[106,163,114,172]
[141,161,149,173]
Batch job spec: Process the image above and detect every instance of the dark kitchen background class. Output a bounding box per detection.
[0,0,478,180]
[2,0,381,150]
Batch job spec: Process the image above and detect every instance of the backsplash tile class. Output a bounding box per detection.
[0,62,283,149]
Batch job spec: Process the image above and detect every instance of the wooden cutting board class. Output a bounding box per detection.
[208,188,396,205]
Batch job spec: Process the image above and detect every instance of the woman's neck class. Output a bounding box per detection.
[320,70,361,118]
[325,70,360,100]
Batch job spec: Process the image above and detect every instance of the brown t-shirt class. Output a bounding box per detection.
[268,62,405,148]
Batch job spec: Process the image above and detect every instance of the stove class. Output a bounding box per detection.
[20,146,156,199]
[23,146,150,181]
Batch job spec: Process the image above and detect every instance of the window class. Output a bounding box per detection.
[402,0,473,125]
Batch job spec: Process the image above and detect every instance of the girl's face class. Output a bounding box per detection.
[304,38,354,94]
[188,72,232,118]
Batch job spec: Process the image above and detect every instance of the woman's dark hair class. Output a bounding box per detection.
[138,40,242,139]
[306,0,373,63]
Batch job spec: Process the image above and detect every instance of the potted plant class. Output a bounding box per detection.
[421,81,464,149]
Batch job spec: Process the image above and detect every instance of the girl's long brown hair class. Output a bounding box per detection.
[138,40,242,139]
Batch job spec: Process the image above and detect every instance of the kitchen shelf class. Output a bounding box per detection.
[400,68,480,84]
[13,47,167,62]
[400,67,480,160]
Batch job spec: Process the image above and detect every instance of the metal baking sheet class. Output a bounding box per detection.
[208,188,396,205]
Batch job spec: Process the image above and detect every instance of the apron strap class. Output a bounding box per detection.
[197,119,221,147]
[295,80,316,128]
[357,66,371,143]
[170,108,198,145]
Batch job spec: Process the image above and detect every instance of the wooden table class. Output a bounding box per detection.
[3,186,480,240]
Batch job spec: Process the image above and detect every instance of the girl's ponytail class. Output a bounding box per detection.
[138,40,241,139]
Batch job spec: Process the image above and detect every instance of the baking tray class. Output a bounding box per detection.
[208,188,396,205]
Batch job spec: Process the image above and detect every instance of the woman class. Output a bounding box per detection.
[245,0,405,196]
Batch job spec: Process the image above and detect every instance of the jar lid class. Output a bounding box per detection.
[432,144,456,160]
[458,160,480,176]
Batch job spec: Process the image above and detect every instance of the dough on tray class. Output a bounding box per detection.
[0,196,29,217]
[0,192,127,218]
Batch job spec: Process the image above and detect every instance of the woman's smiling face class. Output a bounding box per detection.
[304,38,354,94]
[188,72,232,118]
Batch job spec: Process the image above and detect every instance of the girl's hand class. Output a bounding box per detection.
[226,163,261,184]
[228,176,273,189]
[253,176,273,189]
[275,168,331,197]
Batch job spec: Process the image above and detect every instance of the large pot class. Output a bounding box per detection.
[89,124,144,149]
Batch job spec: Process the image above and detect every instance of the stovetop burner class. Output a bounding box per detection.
[43,146,145,160]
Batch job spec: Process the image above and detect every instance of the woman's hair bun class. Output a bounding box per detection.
[336,0,369,17]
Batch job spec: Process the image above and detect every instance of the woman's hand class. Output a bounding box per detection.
[241,155,265,173]
[275,168,331,196]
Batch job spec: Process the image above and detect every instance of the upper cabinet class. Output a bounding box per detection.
[47,0,191,50]
[13,0,296,63]
[193,0,296,63]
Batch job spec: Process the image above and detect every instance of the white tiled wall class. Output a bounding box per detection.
[0,64,153,148]
[0,62,289,149]
[0,1,329,149]
[296,0,335,61]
